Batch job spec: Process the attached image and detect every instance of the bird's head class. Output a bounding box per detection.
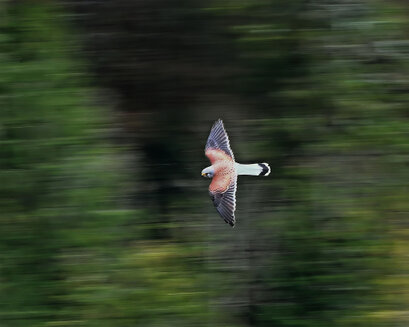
[201,166,214,178]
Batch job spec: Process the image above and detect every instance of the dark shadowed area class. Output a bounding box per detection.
[0,0,408,326]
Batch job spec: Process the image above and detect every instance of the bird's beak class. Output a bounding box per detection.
[201,172,206,177]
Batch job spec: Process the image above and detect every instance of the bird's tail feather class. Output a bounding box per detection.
[236,163,270,176]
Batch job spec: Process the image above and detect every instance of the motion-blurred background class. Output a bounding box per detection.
[1,0,408,326]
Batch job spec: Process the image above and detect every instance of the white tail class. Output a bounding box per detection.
[235,163,270,176]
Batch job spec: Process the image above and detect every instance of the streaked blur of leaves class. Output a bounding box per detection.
[0,0,408,327]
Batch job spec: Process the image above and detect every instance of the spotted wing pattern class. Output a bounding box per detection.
[205,119,234,160]
[210,179,237,226]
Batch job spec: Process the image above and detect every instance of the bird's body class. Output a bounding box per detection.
[202,119,270,227]
[205,148,235,193]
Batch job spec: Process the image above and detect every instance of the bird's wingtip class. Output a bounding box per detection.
[211,118,223,128]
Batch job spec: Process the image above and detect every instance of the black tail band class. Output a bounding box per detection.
[258,163,269,176]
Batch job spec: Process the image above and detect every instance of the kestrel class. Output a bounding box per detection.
[202,119,270,227]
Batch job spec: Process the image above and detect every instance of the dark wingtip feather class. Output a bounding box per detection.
[214,118,223,126]
[225,220,235,227]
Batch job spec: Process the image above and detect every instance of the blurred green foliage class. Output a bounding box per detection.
[0,2,214,326]
[1,0,409,327]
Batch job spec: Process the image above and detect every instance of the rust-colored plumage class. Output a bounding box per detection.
[205,148,235,193]
[203,120,237,226]
[202,119,270,227]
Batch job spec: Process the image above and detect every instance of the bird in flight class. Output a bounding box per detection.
[202,119,270,227]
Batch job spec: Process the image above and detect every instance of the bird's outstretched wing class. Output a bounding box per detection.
[205,119,237,226]
[205,119,234,161]
[210,179,237,227]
